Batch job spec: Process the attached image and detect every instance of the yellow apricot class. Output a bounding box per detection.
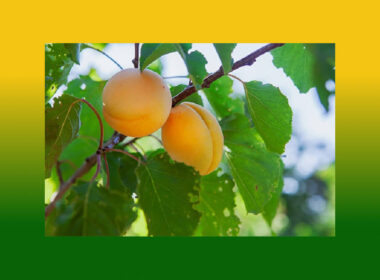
[102,68,172,137]
[162,102,224,175]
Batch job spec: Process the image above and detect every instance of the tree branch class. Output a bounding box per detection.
[132,43,139,69]
[45,43,284,218]
[172,43,284,106]
[45,132,126,217]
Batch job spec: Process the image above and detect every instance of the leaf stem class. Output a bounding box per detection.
[102,153,110,189]
[104,148,140,162]
[91,154,102,182]
[171,43,284,106]
[83,44,123,70]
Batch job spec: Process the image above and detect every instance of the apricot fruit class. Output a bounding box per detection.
[162,102,224,175]
[102,68,172,137]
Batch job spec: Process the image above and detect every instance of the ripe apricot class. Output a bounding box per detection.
[162,102,224,175]
[102,68,172,137]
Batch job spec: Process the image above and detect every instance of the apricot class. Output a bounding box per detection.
[102,68,172,137]
[162,102,224,175]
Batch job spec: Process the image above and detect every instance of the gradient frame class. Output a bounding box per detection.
[1,0,379,278]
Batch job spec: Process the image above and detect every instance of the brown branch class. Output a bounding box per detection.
[45,43,284,218]
[172,43,284,106]
[132,43,139,69]
[45,132,126,217]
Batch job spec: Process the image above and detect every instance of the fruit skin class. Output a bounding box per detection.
[162,102,224,175]
[102,68,172,137]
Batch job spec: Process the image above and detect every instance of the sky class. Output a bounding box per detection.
[62,43,335,184]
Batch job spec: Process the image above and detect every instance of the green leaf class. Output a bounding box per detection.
[45,94,82,178]
[140,43,177,70]
[308,44,335,111]
[243,81,292,154]
[271,43,315,93]
[59,137,98,181]
[147,59,164,75]
[203,76,244,118]
[81,43,108,51]
[170,84,203,105]
[262,160,284,226]
[271,43,335,111]
[213,43,236,73]
[65,74,114,139]
[175,44,207,89]
[194,170,240,236]
[45,44,76,100]
[136,151,201,236]
[64,43,81,64]
[45,181,137,236]
[102,151,139,194]
[221,113,282,214]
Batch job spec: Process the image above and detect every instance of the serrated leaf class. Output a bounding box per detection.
[59,137,98,181]
[45,44,76,99]
[244,81,292,154]
[170,84,203,105]
[45,94,82,178]
[101,151,139,194]
[213,43,236,73]
[308,44,335,111]
[271,43,315,93]
[194,170,240,236]
[175,44,207,89]
[45,181,137,236]
[221,113,282,214]
[203,76,244,118]
[65,75,114,139]
[272,43,335,111]
[136,152,201,236]
[64,43,81,64]
[140,43,177,70]
[262,160,284,226]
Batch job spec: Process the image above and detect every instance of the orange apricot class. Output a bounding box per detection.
[162,102,224,175]
[102,68,172,137]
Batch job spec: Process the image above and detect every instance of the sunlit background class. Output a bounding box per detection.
[52,43,335,236]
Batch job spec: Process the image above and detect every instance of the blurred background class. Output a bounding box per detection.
[52,43,335,236]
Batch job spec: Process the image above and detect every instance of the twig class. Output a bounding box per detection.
[45,43,284,218]
[91,154,102,182]
[102,153,110,189]
[105,148,140,162]
[132,43,139,69]
[79,99,104,150]
[120,137,139,148]
[45,133,126,217]
[82,44,123,70]
[172,43,284,106]
[149,135,163,145]
[228,74,246,85]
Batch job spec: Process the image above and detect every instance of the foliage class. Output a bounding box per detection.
[45,43,335,236]
[45,181,136,236]
[271,43,335,111]
[45,94,82,178]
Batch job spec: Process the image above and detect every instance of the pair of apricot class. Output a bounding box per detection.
[102,68,223,175]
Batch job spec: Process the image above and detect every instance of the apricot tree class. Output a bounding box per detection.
[45,43,335,236]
